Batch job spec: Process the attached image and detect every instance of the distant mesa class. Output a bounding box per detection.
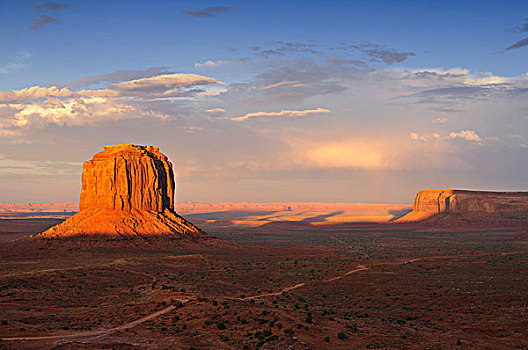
[397,189,528,227]
[40,144,205,238]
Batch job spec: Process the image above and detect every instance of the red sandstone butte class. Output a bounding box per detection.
[396,189,528,227]
[40,144,203,237]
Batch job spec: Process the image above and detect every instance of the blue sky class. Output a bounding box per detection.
[0,0,527,203]
[1,0,527,86]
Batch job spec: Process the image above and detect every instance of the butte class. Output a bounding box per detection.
[396,189,528,227]
[40,144,204,238]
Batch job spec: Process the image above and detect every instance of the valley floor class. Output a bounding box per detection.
[0,219,527,349]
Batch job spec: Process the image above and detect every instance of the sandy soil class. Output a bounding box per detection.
[0,202,411,224]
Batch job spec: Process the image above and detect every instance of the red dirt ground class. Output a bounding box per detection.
[0,217,527,349]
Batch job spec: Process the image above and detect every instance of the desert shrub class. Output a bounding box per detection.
[284,328,294,335]
[257,318,268,325]
[338,331,347,339]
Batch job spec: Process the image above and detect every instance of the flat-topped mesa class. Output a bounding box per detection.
[40,144,204,238]
[80,144,175,212]
[397,189,528,226]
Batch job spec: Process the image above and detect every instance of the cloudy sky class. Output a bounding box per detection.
[1,0,527,203]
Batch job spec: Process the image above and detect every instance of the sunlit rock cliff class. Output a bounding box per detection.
[40,144,204,237]
[397,190,528,226]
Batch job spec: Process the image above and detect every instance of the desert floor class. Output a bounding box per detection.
[0,211,527,349]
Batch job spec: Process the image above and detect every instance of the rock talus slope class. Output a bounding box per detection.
[396,189,528,226]
[40,144,203,237]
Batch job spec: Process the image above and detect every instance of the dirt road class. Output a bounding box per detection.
[0,298,191,342]
[2,250,525,342]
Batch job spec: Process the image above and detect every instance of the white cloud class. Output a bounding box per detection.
[2,60,527,203]
[410,132,440,141]
[108,73,222,92]
[260,80,306,90]
[196,86,228,97]
[0,63,28,74]
[184,126,203,133]
[404,68,523,88]
[410,68,469,76]
[447,129,481,142]
[77,88,120,98]
[463,73,511,86]
[0,72,224,136]
[0,73,223,103]
[0,52,31,75]
[410,130,481,143]
[8,96,138,127]
[433,117,448,124]
[0,123,23,137]
[0,86,73,103]
[231,107,331,121]
[194,60,231,68]
[204,108,226,114]
[0,158,78,176]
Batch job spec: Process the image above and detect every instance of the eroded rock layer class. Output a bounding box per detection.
[397,189,528,226]
[40,144,203,237]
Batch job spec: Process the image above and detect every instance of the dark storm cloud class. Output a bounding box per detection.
[29,15,59,31]
[416,86,488,98]
[254,41,415,65]
[326,56,366,67]
[216,60,352,111]
[403,85,512,105]
[410,70,466,80]
[363,48,415,64]
[505,18,528,50]
[506,37,528,50]
[28,2,69,31]
[510,19,528,33]
[60,67,171,89]
[29,2,69,12]
[181,6,230,18]
[506,87,528,96]
[348,44,415,65]
[252,42,321,58]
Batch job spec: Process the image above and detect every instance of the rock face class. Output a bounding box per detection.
[40,144,203,237]
[79,145,175,212]
[396,189,528,226]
